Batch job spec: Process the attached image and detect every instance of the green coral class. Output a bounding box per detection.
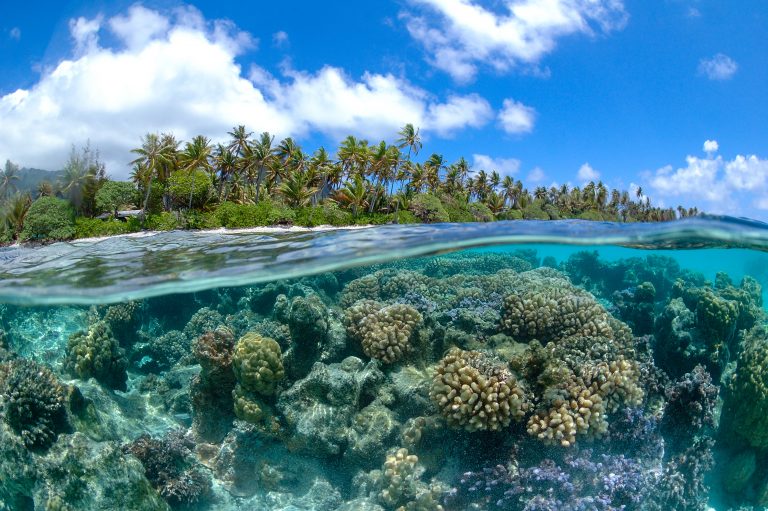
[65,321,128,391]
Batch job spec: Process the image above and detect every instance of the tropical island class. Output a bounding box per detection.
[0,124,698,245]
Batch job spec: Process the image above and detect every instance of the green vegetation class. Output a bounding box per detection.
[0,124,699,245]
[20,197,76,241]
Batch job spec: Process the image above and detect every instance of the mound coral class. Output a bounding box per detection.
[231,332,284,424]
[372,447,444,511]
[430,348,527,432]
[721,326,768,449]
[191,327,237,441]
[65,320,128,391]
[233,332,285,396]
[0,358,67,449]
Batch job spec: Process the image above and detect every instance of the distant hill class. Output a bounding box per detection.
[14,167,64,196]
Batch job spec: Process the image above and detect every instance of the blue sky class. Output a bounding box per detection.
[1,0,766,218]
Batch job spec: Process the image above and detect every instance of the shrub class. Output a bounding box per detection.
[74,217,141,238]
[497,209,524,220]
[182,210,222,230]
[95,181,137,216]
[439,194,474,222]
[321,203,353,226]
[168,170,213,209]
[295,206,327,227]
[522,202,550,220]
[577,210,605,221]
[20,197,76,241]
[214,200,296,228]
[145,211,181,231]
[468,201,495,222]
[409,193,451,223]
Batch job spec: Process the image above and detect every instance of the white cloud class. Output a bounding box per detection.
[9,27,21,40]
[703,139,718,154]
[0,5,493,178]
[647,142,768,216]
[273,31,289,47]
[472,154,521,177]
[527,166,545,183]
[577,162,600,182]
[498,98,536,134]
[698,53,738,80]
[402,0,628,82]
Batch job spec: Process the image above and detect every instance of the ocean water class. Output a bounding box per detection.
[0,218,767,510]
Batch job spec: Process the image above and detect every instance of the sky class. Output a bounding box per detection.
[0,0,766,218]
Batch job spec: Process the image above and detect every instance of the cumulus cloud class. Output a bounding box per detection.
[0,4,493,178]
[703,139,718,154]
[647,142,768,216]
[272,31,289,47]
[9,27,21,40]
[498,98,536,134]
[577,162,600,182]
[527,166,545,183]
[472,154,521,177]
[402,0,628,82]
[698,53,738,80]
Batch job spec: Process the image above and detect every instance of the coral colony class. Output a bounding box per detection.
[0,250,766,510]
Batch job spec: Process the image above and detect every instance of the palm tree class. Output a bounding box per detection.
[214,144,238,201]
[278,170,318,208]
[245,132,275,203]
[131,133,177,213]
[0,160,20,198]
[59,146,98,212]
[332,174,369,217]
[179,135,213,210]
[396,124,422,161]
[1,192,31,238]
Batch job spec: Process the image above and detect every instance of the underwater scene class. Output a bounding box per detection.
[2,218,768,511]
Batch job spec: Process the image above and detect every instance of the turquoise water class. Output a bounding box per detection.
[0,218,767,510]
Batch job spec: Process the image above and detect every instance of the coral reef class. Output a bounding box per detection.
[0,358,67,449]
[347,301,423,364]
[501,287,614,342]
[231,332,285,424]
[124,431,212,508]
[65,320,128,391]
[4,248,765,510]
[430,348,527,432]
[191,327,237,442]
[721,325,768,449]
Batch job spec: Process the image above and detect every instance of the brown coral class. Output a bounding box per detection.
[232,332,285,396]
[501,289,613,342]
[430,349,528,432]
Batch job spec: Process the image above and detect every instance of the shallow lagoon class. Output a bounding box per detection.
[1,218,768,510]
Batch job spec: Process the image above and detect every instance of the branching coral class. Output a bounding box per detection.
[501,288,613,342]
[430,348,528,432]
[65,320,128,391]
[346,300,423,364]
[377,448,444,511]
[0,358,67,449]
